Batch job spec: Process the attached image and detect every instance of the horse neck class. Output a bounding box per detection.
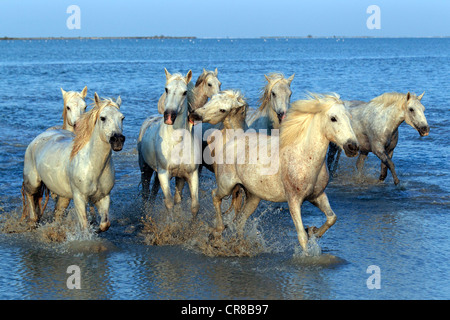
[77,123,112,172]
[189,85,208,111]
[372,104,405,134]
[282,116,329,171]
[223,111,247,131]
[259,99,279,131]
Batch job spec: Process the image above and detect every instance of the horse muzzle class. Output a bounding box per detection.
[418,125,430,137]
[188,111,202,125]
[164,110,177,125]
[343,140,359,157]
[277,111,286,123]
[110,133,125,151]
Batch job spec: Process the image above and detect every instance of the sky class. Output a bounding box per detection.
[0,0,449,38]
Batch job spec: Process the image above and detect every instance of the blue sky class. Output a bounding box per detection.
[1,0,449,38]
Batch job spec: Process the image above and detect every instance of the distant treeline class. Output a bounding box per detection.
[1,36,197,41]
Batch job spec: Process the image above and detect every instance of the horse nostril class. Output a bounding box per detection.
[347,142,358,152]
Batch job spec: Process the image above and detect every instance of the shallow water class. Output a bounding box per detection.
[0,38,449,300]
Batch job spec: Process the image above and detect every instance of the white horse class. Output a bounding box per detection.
[210,93,359,252]
[327,92,429,184]
[246,73,294,134]
[138,69,200,217]
[22,93,125,232]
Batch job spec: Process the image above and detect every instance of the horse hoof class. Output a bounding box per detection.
[98,221,111,233]
[306,226,319,237]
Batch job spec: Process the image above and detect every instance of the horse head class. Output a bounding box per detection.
[404,92,429,137]
[93,93,125,152]
[158,68,192,125]
[264,73,294,124]
[61,86,88,130]
[324,99,359,157]
[189,90,247,125]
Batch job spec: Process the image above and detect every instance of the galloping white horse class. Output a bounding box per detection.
[246,73,294,134]
[22,93,125,232]
[138,69,200,218]
[210,93,359,252]
[327,92,429,184]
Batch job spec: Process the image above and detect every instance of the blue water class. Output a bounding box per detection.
[0,38,449,300]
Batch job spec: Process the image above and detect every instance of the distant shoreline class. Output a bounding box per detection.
[0,36,197,41]
[1,35,449,41]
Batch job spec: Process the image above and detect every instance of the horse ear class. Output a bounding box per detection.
[186,70,193,84]
[418,91,425,101]
[81,86,88,99]
[157,93,166,114]
[214,68,218,76]
[287,73,295,84]
[406,92,411,101]
[94,92,101,106]
[264,75,270,82]
[164,68,171,80]
[202,68,207,74]
[116,96,122,107]
[61,88,66,97]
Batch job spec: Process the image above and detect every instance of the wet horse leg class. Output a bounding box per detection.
[174,177,185,204]
[373,147,400,185]
[380,129,398,181]
[235,192,260,238]
[54,196,71,223]
[140,161,153,202]
[356,151,368,174]
[186,171,199,219]
[308,192,337,238]
[287,195,309,253]
[158,171,174,211]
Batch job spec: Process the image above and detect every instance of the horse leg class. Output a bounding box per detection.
[287,196,309,253]
[174,177,185,205]
[140,161,153,202]
[211,188,226,237]
[149,173,160,204]
[308,192,337,238]
[373,148,400,185]
[380,130,398,181]
[379,149,394,181]
[94,195,111,233]
[72,191,89,231]
[158,171,174,211]
[54,196,71,223]
[21,179,42,226]
[186,171,200,219]
[356,151,368,174]
[235,192,260,238]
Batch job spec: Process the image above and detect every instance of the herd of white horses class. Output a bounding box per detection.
[20,68,430,253]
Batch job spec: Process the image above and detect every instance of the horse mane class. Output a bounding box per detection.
[257,73,287,112]
[369,92,413,109]
[280,93,342,149]
[70,97,120,159]
[62,91,81,128]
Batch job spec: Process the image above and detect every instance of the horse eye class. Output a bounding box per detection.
[331,116,337,122]
[100,116,106,122]
[409,108,414,112]
[220,109,226,113]
[208,83,212,87]
[272,92,276,97]
[183,91,187,96]
[165,88,168,94]
[66,106,71,111]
